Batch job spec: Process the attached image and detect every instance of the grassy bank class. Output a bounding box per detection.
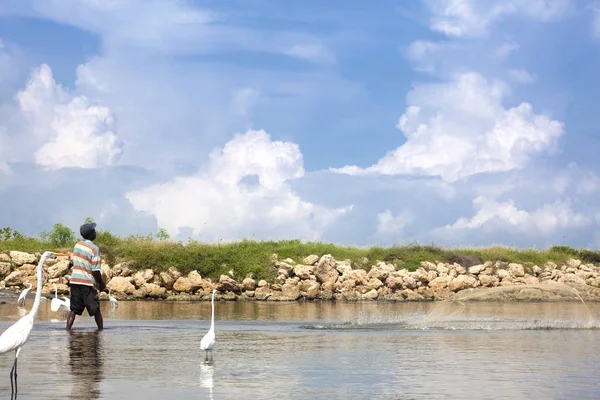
[1,231,600,281]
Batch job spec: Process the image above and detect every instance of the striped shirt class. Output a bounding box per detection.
[71,240,101,287]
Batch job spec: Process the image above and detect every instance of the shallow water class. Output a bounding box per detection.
[0,300,599,399]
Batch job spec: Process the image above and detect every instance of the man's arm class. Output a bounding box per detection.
[91,249,106,291]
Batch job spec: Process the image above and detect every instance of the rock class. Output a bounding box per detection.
[497,269,509,279]
[275,262,294,275]
[0,262,12,277]
[367,262,395,281]
[47,260,70,279]
[509,263,525,278]
[257,280,268,288]
[401,289,425,301]
[532,265,542,276]
[167,267,182,280]
[402,276,418,290]
[188,271,203,288]
[322,281,335,292]
[411,268,430,284]
[558,273,587,286]
[386,276,403,290]
[20,264,36,275]
[436,264,449,275]
[108,276,135,294]
[173,277,200,293]
[160,272,175,289]
[303,255,319,265]
[478,275,499,287]
[428,276,450,290]
[367,278,384,290]
[279,283,301,301]
[566,259,582,268]
[283,258,295,264]
[243,290,255,298]
[305,283,320,300]
[315,255,339,285]
[254,286,272,300]
[143,283,167,298]
[4,270,24,287]
[0,254,10,262]
[133,269,154,287]
[270,254,278,263]
[468,264,485,274]
[217,275,240,293]
[335,261,353,275]
[362,289,378,300]
[241,277,256,291]
[448,275,477,291]
[420,261,437,271]
[342,269,367,285]
[293,264,315,280]
[277,268,290,278]
[456,265,466,275]
[9,251,36,266]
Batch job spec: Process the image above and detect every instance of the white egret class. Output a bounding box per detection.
[16,281,32,307]
[200,289,217,361]
[0,251,65,394]
[108,284,118,306]
[51,284,70,314]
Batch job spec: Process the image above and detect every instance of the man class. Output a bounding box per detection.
[66,222,106,330]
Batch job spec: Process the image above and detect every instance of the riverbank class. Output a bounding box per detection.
[2,249,600,303]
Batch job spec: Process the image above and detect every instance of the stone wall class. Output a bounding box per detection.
[1,250,600,301]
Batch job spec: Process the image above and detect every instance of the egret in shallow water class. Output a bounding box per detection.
[0,251,65,394]
[51,283,69,313]
[200,289,217,361]
[108,284,118,306]
[16,280,32,307]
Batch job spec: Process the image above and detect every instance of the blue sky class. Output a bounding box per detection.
[0,0,599,248]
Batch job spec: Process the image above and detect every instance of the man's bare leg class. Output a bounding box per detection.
[94,310,103,331]
[66,311,76,330]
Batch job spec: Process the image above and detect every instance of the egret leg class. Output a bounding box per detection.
[10,355,18,394]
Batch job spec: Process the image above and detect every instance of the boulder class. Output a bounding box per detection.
[275,262,294,275]
[315,255,339,285]
[305,282,320,300]
[4,270,24,287]
[293,264,315,280]
[9,251,36,266]
[108,276,135,294]
[257,279,268,288]
[448,275,477,292]
[217,275,240,293]
[303,255,319,265]
[362,289,378,300]
[335,261,353,275]
[478,274,499,287]
[47,260,70,279]
[367,262,395,281]
[509,263,525,278]
[0,254,10,262]
[566,259,582,268]
[420,261,437,271]
[428,276,450,290]
[241,277,256,291]
[367,278,384,290]
[279,283,301,301]
[188,271,203,288]
[142,283,167,298]
[173,277,200,293]
[20,264,37,276]
[160,272,175,289]
[497,269,509,279]
[168,267,182,280]
[468,265,485,275]
[0,262,12,277]
[342,269,367,285]
[386,276,403,290]
[254,286,272,300]
[436,264,449,275]
[402,276,418,290]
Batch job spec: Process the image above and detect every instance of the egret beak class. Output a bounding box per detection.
[52,252,68,256]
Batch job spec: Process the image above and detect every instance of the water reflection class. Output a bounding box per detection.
[68,331,103,399]
[199,361,214,400]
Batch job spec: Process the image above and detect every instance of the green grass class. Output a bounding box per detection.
[1,234,599,281]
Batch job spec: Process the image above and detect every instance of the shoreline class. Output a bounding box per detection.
[2,250,600,304]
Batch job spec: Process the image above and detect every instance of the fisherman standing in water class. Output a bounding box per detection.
[66,222,106,331]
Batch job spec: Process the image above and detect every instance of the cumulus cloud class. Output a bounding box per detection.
[425,0,570,38]
[440,196,591,235]
[285,43,336,65]
[331,72,564,182]
[15,64,122,170]
[494,41,520,59]
[376,210,413,236]
[125,129,353,241]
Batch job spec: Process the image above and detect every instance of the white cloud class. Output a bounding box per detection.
[494,41,520,59]
[425,0,570,38]
[593,6,600,39]
[125,129,353,241]
[285,43,336,65]
[508,68,538,84]
[15,64,122,170]
[441,196,591,235]
[376,210,413,236]
[331,72,564,182]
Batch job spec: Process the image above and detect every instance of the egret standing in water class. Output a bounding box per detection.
[0,251,65,394]
[200,289,217,362]
[16,280,32,307]
[108,284,118,307]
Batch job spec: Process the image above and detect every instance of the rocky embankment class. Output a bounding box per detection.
[1,251,600,302]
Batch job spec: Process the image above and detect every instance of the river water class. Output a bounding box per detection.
[0,299,599,399]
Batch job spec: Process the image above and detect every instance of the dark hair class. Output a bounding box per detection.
[82,230,97,241]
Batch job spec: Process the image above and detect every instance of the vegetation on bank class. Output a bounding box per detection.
[1,223,599,281]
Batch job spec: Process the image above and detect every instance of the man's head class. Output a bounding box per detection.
[80,222,97,241]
